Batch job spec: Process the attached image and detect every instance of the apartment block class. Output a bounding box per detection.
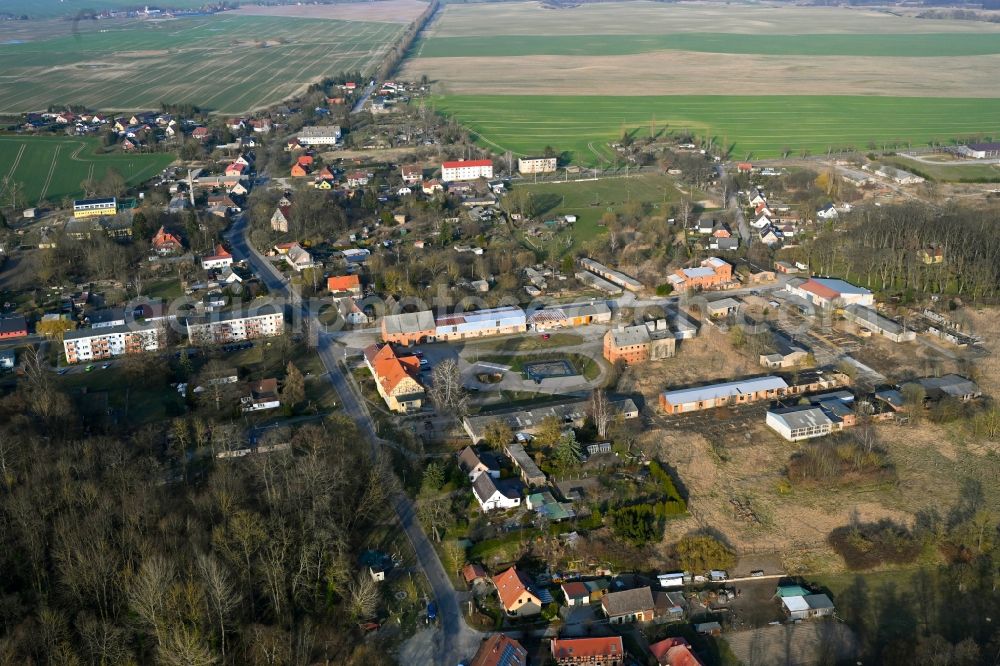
[186,306,284,345]
[63,323,161,364]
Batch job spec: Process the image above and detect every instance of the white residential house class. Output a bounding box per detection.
[816,204,839,220]
[472,474,520,512]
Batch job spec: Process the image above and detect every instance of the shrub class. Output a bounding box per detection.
[786,436,892,486]
[828,520,923,569]
[656,283,674,296]
[610,504,661,545]
[672,535,736,573]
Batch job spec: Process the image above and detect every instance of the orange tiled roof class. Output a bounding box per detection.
[492,566,536,612]
[327,275,360,292]
[364,344,420,395]
[551,636,624,661]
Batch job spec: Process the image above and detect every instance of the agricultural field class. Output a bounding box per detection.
[435,95,1000,164]
[0,0,210,19]
[400,1,1000,163]
[0,13,407,114]
[0,135,174,206]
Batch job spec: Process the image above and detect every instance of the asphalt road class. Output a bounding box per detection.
[225,215,475,665]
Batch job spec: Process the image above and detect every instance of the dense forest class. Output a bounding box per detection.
[0,360,394,664]
[801,202,1000,299]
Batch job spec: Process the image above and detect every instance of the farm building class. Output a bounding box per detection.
[433,306,527,341]
[579,258,643,292]
[759,333,809,369]
[667,257,733,292]
[603,321,676,365]
[785,277,873,308]
[527,302,612,330]
[380,310,436,345]
[660,376,788,414]
[575,270,623,295]
[908,374,981,402]
[765,405,838,441]
[705,298,740,318]
[842,304,915,342]
[957,142,1000,159]
[441,159,493,182]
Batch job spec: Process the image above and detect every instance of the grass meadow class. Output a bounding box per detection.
[414,32,1000,58]
[0,14,402,114]
[0,135,174,205]
[433,95,1000,164]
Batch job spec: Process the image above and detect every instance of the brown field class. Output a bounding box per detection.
[406,51,1000,97]
[622,310,999,571]
[426,0,1000,36]
[237,0,428,23]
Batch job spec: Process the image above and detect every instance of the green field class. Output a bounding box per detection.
[434,95,1000,163]
[509,173,689,247]
[0,135,174,205]
[415,32,1000,58]
[1,0,211,19]
[0,14,402,114]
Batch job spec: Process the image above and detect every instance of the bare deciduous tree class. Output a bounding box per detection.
[589,389,611,440]
[427,359,468,417]
[347,573,379,621]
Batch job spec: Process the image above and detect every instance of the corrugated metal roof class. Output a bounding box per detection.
[662,376,788,406]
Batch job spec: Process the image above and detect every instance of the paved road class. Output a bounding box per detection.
[225,215,477,665]
[351,81,377,114]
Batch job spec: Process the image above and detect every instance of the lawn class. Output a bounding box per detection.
[0,14,403,114]
[0,135,174,205]
[464,331,583,353]
[59,364,185,424]
[475,352,601,381]
[506,173,689,248]
[433,95,1000,164]
[415,32,1000,58]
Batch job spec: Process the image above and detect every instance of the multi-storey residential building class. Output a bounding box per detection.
[518,156,557,174]
[441,159,493,182]
[63,323,161,364]
[185,306,284,345]
[73,197,117,219]
[296,125,342,146]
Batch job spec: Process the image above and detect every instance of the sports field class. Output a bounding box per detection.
[402,1,1000,163]
[435,95,1000,163]
[0,135,174,206]
[0,13,405,114]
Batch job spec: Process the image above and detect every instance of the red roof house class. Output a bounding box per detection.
[327,274,361,295]
[551,637,625,665]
